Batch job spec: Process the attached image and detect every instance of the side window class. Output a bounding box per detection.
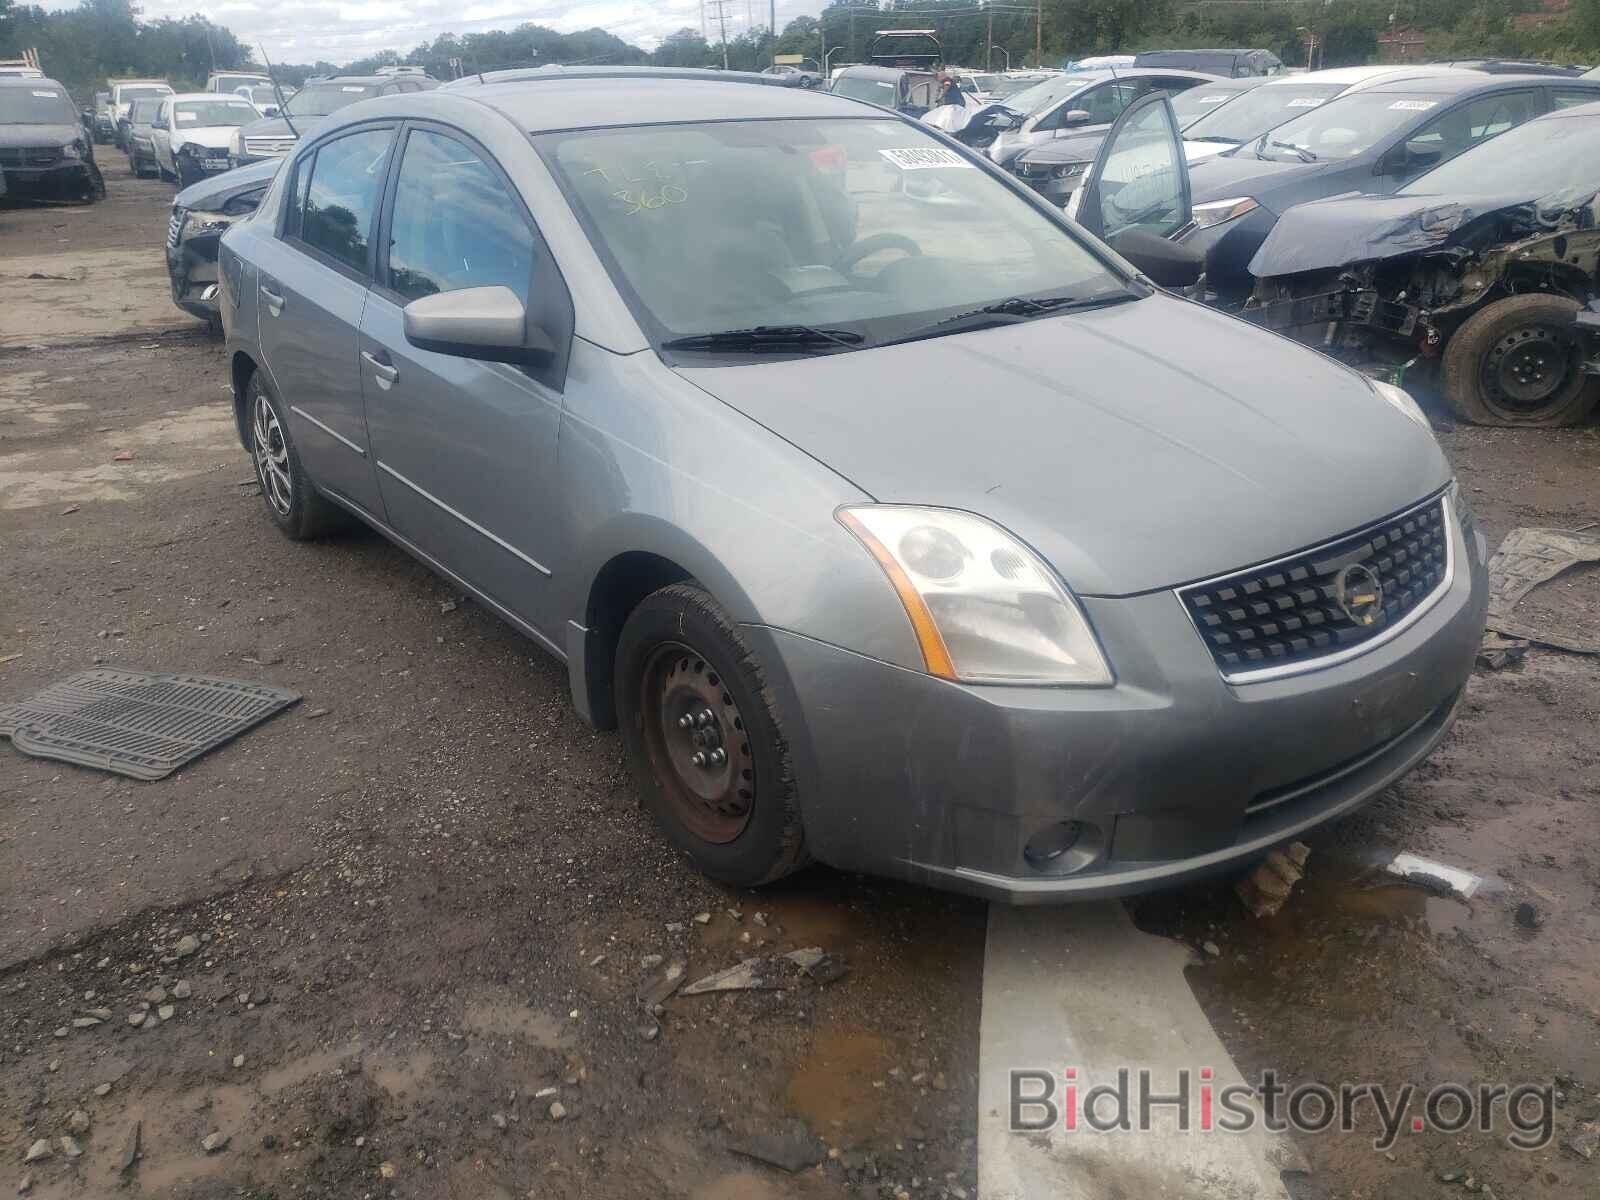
[1413,91,1539,160]
[905,79,934,109]
[385,128,533,305]
[295,127,394,275]
[284,151,314,240]
[1550,88,1600,110]
[155,102,167,125]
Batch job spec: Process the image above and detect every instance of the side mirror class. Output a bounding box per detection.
[1108,227,1204,290]
[1397,139,1442,172]
[1061,109,1094,127]
[402,285,554,365]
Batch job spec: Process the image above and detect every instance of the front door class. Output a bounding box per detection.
[254,123,395,515]
[1076,91,1192,243]
[358,123,570,636]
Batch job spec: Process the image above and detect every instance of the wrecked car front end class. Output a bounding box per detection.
[166,158,278,328]
[1245,187,1600,424]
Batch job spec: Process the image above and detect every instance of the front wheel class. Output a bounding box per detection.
[1442,294,1600,427]
[615,583,809,887]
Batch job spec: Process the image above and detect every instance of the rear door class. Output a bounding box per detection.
[357,122,572,634]
[254,123,396,515]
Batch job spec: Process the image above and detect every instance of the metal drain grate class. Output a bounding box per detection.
[0,669,300,780]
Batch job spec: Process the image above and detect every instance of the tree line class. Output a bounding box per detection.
[6,0,1600,108]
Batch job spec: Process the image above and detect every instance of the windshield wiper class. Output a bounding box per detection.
[660,325,865,354]
[1257,137,1317,163]
[1189,135,1241,144]
[880,292,1141,348]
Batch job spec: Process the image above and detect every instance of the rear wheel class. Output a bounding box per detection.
[1442,294,1600,427]
[615,583,809,887]
[246,372,342,540]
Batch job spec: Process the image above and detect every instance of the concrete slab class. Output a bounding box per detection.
[978,901,1298,1199]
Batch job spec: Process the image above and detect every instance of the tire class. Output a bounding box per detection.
[245,372,343,540]
[1441,294,1600,427]
[615,582,809,887]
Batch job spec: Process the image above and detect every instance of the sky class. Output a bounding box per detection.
[51,0,830,64]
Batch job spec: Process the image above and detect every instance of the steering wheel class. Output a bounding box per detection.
[836,232,922,276]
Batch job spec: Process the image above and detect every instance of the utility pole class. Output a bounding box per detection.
[1035,0,1042,69]
[712,0,731,69]
[986,3,993,71]
[770,0,777,66]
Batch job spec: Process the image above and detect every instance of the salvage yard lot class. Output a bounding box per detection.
[2,174,1600,1200]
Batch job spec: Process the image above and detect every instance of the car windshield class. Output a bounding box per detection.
[130,99,162,123]
[1168,83,1254,127]
[1400,113,1600,198]
[830,75,900,106]
[1183,81,1346,143]
[988,73,1051,98]
[1003,74,1093,116]
[286,83,379,117]
[174,99,258,127]
[0,87,77,124]
[971,74,1001,91]
[1249,89,1454,161]
[119,86,170,102]
[213,75,265,92]
[541,117,1130,350]
[247,87,279,106]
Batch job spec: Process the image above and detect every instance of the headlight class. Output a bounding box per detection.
[177,141,196,156]
[1051,162,1088,179]
[60,141,83,160]
[1191,196,1258,229]
[1370,379,1432,432]
[838,505,1112,686]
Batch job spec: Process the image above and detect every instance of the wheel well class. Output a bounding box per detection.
[582,551,692,729]
[230,352,257,449]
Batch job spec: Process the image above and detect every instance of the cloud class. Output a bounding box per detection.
[40,0,829,62]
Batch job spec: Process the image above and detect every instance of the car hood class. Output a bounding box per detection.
[239,115,309,141]
[176,155,280,211]
[1187,153,1334,210]
[0,122,80,149]
[1249,187,1578,277]
[1015,127,1113,165]
[172,126,242,151]
[674,295,1449,596]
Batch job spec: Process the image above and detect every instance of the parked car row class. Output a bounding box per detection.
[195,66,1489,905]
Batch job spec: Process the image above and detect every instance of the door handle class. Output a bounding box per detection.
[259,283,284,316]
[362,349,399,389]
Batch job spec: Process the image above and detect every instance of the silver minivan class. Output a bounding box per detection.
[218,68,1487,903]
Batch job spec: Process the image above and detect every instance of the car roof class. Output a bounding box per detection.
[112,79,170,87]
[168,92,255,103]
[466,72,867,129]
[0,76,70,91]
[1353,72,1582,96]
[833,64,934,81]
[1262,65,1467,87]
[441,65,794,91]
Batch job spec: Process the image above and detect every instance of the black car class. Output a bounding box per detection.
[0,77,103,202]
[231,74,438,166]
[1247,101,1600,427]
[1178,72,1600,299]
[829,64,941,118]
[1133,48,1284,78]
[166,156,277,330]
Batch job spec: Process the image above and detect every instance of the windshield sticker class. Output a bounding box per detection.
[32,90,61,98]
[341,86,367,93]
[879,147,975,170]
[1286,97,1325,107]
[1195,95,1228,103]
[176,111,198,122]
[1389,99,1438,111]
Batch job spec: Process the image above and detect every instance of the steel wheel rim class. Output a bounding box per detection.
[639,641,755,844]
[1482,323,1576,415]
[252,392,293,516]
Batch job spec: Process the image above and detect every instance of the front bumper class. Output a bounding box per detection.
[1175,204,1280,298]
[1016,169,1084,207]
[1,160,98,200]
[745,505,1488,903]
[166,211,230,321]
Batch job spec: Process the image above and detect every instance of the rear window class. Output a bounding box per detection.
[831,76,899,107]
[174,99,259,127]
[118,86,170,102]
[285,84,379,118]
[1182,82,1346,144]
[0,87,77,124]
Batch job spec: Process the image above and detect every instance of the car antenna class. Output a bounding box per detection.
[259,44,298,138]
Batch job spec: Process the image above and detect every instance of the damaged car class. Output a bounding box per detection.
[0,77,104,203]
[152,94,261,187]
[1246,101,1600,426]
[167,156,277,331]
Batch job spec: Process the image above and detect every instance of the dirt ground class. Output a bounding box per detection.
[2,173,1598,1200]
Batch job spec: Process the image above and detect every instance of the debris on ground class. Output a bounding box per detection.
[22,1142,49,1165]
[112,450,134,462]
[726,1122,825,1173]
[636,960,686,1013]
[1515,901,1545,930]
[1477,631,1529,671]
[1386,852,1483,899]
[1486,527,1600,654]
[1565,1122,1599,1160]
[1234,843,1311,917]
[682,947,847,995]
[200,1131,229,1153]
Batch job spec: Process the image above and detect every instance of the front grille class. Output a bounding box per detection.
[1179,495,1450,678]
[243,136,296,157]
[168,207,187,248]
[0,146,61,168]
[1016,161,1046,178]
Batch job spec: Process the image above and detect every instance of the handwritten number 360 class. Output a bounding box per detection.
[613,184,689,216]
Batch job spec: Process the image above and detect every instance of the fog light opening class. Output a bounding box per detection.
[1024,820,1083,867]
[201,284,219,301]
